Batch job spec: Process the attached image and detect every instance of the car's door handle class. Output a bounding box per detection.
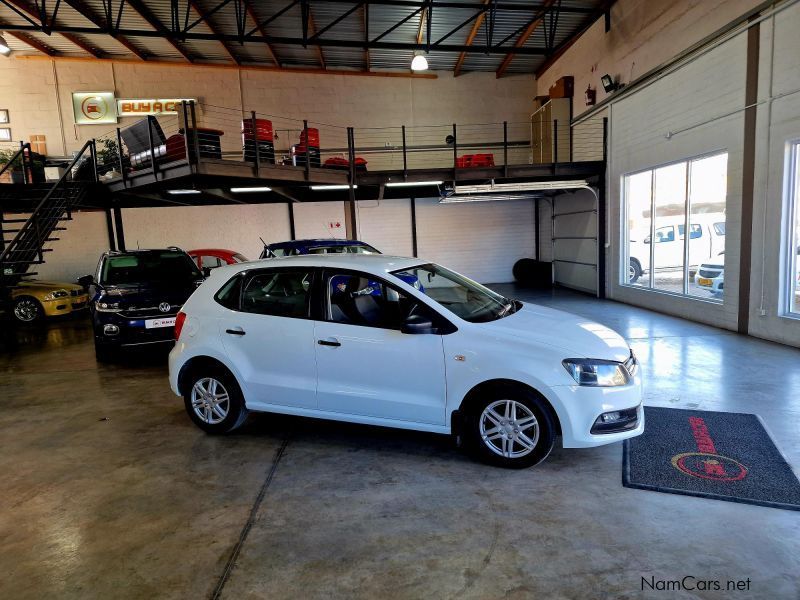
[317,339,341,347]
[226,328,246,336]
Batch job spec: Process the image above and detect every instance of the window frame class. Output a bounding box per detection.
[215,267,320,320]
[319,267,456,333]
[621,149,728,301]
[783,140,800,318]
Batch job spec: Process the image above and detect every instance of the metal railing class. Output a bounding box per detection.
[62,101,608,189]
[0,140,96,280]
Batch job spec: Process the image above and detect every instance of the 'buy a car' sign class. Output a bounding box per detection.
[72,92,197,124]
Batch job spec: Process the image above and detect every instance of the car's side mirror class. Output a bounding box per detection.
[202,266,213,277]
[401,313,436,335]
[78,274,94,288]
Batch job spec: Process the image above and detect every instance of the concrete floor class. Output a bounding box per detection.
[1,287,799,599]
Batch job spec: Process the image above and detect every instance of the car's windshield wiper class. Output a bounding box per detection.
[496,299,517,318]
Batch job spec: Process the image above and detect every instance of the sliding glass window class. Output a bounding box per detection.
[623,152,728,301]
[786,142,800,316]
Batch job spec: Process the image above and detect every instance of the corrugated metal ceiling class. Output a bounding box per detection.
[0,0,605,74]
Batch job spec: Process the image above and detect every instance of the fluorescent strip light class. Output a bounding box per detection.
[168,189,201,195]
[386,181,444,188]
[231,187,272,193]
[311,185,357,191]
[454,180,589,194]
[439,194,541,204]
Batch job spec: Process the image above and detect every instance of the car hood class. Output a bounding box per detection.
[98,280,202,305]
[478,302,631,361]
[18,280,83,291]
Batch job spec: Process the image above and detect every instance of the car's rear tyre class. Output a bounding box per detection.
[13,296,44,323]
[628,259,642,284]
[183,365,248,434]
[463,385,556,469]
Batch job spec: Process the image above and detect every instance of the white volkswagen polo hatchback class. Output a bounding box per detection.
[169,255,643,468]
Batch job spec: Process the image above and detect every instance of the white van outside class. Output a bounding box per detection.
[627,213,726,283]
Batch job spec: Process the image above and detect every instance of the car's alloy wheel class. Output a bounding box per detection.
[191,377,230,425]
[13,298,42,323]
[183,366,248,434]
[479,399,539,458]
[464,385,556,468]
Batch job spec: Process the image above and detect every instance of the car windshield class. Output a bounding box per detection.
[308,244,379,254]
[232,253,249,263]
[101,251,202,285]
[390,263,518,323]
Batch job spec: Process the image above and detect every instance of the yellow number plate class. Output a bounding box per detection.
[698,277,713,287]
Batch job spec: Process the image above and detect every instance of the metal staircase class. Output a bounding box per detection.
[0,141,97,320]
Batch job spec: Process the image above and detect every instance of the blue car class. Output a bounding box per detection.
[259,239,380,258]
[259,239,421,291]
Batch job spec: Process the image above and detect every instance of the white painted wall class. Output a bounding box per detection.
[606,28,747,332]
[414,198,536,284]
[356,199,414,257]
[747,3,800,347]
[291,201,347,240]
[536,0,764,119]
[35,211,110,281]
[119,204,291,261]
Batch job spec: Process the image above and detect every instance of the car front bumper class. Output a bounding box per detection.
[94,310,177,348]
[548,377,644,448]
[40,293,89,317]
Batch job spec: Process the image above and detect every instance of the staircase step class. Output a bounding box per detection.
[1,260,44,265]
[6,248,53,253]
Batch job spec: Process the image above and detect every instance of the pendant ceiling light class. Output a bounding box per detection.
[411,51,428,71]
[0,35,11,57]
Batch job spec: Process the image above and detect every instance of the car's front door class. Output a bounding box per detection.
[218,267,317,409]
[313,270,448,425]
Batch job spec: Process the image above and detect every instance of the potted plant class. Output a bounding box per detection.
[0,148,23,183]
[97,138,121,177]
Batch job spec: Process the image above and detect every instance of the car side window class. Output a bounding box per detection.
[327,272,425,330]
[241,269,313,318]
[200,255,224,268]
[655,226,675,243]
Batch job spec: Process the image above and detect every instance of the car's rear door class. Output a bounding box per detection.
[217,267,318,410]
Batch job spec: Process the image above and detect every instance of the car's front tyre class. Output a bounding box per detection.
[464,385,556,469]
[183,365,248,434]
[13,296,44,323]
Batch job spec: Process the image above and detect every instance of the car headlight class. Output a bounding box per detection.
[95,301,122,312]
[562,359,631,387]
[43,290,69,300]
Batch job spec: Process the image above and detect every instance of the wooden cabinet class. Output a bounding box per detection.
[530,98,572,164]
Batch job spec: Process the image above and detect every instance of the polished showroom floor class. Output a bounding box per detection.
[1,287,799,599]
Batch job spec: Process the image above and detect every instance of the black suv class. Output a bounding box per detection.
[83,248,204,361]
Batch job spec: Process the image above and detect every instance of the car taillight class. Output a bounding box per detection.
[175,311,187,340]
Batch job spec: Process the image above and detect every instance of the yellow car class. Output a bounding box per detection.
[11,280,89,323]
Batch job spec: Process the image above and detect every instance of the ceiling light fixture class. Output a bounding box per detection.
[311,185,357,191]
[386,180,443,188]
[454,180,589,194]
[167,189,201,195]
[411,51,428,71]
[0,35,11,57]
[439,194,542,204]
[230,186,272,193]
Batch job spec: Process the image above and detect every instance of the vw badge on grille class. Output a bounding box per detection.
[159,302,171,313]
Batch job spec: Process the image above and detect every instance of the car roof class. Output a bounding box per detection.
[267,239,371,248]
[104,248,187,256]
[213,253,424,276]
[188,248,241,255]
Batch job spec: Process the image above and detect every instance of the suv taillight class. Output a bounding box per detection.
[175,311,187,340]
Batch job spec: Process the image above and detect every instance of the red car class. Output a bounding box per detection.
[188,248,249,275]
